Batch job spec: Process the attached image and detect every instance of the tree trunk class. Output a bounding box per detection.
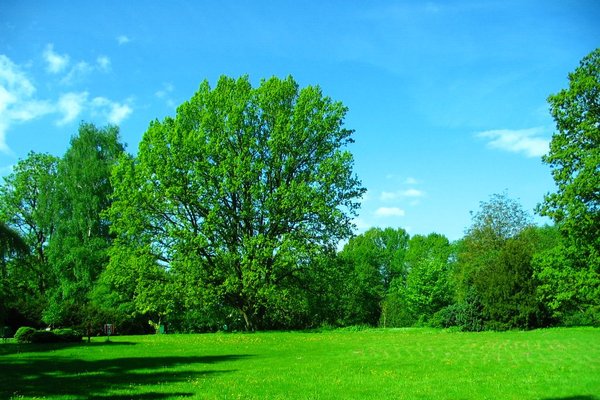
[240,309,254,332]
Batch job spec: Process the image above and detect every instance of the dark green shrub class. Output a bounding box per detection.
[429,306,456,329]
[561,307,600,327]
[54,328,82,342]
[30,330,60,343]
[14,327,83,343]
[14,326,36,343]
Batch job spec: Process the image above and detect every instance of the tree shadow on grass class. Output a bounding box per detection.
[0,353,252,399]
[0,340,137,356]
[543,397,599,400]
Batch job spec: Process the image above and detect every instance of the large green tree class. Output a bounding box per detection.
[108,75,364,330]
[537,48,600,324]
[44,123,125,327]
[0,152,59,325]
[539,48,599,249]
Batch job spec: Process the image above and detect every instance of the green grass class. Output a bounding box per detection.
[1,327,599,399]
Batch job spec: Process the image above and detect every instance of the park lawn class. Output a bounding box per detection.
[0,327,598,399]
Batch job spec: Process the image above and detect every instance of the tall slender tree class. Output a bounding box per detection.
[44,123,125,326]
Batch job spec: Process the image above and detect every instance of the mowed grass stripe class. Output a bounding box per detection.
[1,328,598,399]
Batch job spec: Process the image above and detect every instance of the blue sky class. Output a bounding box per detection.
[1,1,599,240]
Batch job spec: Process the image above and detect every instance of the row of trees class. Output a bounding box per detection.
[1,49,598,333]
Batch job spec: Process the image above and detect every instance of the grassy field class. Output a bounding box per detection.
[1,327,599,399]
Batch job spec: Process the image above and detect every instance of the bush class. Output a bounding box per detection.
[13,327,83,343]
[30,330,61,343]
[561,307,600,327]
[54,328,82,342]
[14,326,36,343]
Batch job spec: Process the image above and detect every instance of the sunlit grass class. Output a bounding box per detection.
[1,327,599,399]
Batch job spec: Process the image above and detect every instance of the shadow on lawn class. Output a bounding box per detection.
[0,340,137,356]
[543,397,599,400]
[0,352,252,399]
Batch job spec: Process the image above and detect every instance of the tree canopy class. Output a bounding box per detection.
[107,75,365,330]
[540,48,599,251]
[536,48,600,325]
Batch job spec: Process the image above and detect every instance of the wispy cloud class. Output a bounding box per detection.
[381,188,425,201]
[117,35,130,45]
[0,55,53,153]
[43,44,70,74]
[477,128,549,158]
[0,52,133,153]
[108,102,132,124]
[91,97,133,125]
[375,207,405,217]
[96,56,111,72]
[155,82,176,108]
[61,61,94,85]
[57,92,88,125]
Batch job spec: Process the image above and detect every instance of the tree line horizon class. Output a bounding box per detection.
[1,49,598,334]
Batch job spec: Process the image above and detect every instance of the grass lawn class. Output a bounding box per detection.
[1,327,599,399]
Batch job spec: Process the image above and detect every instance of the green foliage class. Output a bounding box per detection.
[540,48,599,247]
[534,241,600,326]
[13,326,36,343]
[454,194,555,330]
[0,222,28,325]
[45,123,125,327]
[29,329,61,343]
[430,288,484,331]
[13,327,82,343]
[537,48,600,324]
[108,75,364,330]
[402,233,454,325]
[0,221,28,259]
[0,152,59,326]
[339,227,409,326]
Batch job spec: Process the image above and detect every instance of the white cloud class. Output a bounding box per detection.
[91,96,133,125]
[0,55,35,102]
[404,177,418,185]
[381,188,425,201]
[0,55,53,153]
[96,56,111,72]
[477,128,549,158]
[43,44,70,74]
[9,99,54,122]
[117,35,130,45]
[0,52,133,154]
[375,207,406,217]
[57,92,88,125]
[0,121,10,154]
[108,102,132,124]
